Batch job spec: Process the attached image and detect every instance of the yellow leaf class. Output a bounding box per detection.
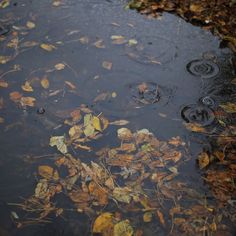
[38,165,59,180]
[102,61,113,70]
[0,56,11,64]
[143,212,152,222]
[21,81,33,92]
[26,21,36,29]
[41,77,50,89]
[114,220,133,236]
[49,136,68,154]
[0,0,10,8]
[93,212,114,234]
[198,152,210,169]
[40,43,56,52]
[54,63,65,70]
[69,125,83,139]
[219,102,236,113]
[93,116,102,131]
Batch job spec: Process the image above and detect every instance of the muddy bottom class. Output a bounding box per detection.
[0,0,235,236]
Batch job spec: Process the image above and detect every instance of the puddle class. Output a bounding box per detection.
[0,0,235,236]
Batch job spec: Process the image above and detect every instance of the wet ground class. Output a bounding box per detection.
[0,0,235,235]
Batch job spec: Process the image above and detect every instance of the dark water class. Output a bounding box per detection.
[0,0,235,235]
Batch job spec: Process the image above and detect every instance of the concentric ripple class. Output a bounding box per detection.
[181,104,215,126]
[199,96,216,108]
[125,36,177,65]
[186,59,220,79]
[93,82,172,118]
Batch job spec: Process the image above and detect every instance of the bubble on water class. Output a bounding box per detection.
[181,104,215,126]
[186,59,220,79]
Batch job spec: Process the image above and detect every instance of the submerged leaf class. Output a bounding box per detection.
[93,212,114,234]
[114,220,133,236]
[40,43,56,52]
[21,81,33,92]
[102,61,113,70]
[219,102,236,113]
[198,152,210,169]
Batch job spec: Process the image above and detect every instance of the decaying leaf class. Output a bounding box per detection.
[198,152,210,169]
[40,43,56,52]
[41,77,50,89]
[143,212,152,222]
[102,61,113,70]
[26,21,36,29]
[20,97,36,107]
[113,187,132,203]
[93,212,114,234]
[38,165,59,180]
[117,128,133,141]
[156,210,166,227]
[79,36,89,44]
[110,120,130,126]
[219,102,236,113]
[114,220,133,236]
[185,123,206,133]
[10,91,22,102]
[21,81,33,92]
[54,63,65,70]
[49,136,68,154]
[0,80,8,88]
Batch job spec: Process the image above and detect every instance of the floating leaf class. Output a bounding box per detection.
[156,210,166,227]
[102,61,113,70]
[69,125,83,139]
[26,21,36,29]
[0,80,8,88]
[65,81,76,90]
[128,39,138,46]
[41,77,50,89]
[110,120,130,126]
[111,35,126,44]
[20,97,36,107]
[49,136,68,154]
[0,56,11,64]
[10,91,22,102]
[94,39,105,48]
[117,128,133,141]
[79,36,89,44]
[114,220,133,236]
[55,63,65,70]
[198,152,210,169]
[38,165,59,180]
[93,212,114,234]
[21,81,33,92]
[219,102,236,113]
[0,0,10,8]
[185,123,206,133]
[143,212,152,222]
[113,187,131,203]
[93,116,102,131]
[40,43,56,52]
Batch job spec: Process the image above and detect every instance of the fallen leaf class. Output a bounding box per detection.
[185,123,206,133]
[79,36,89,44]
[93,116,102,131]
[0,0,10,8]
[128,39,138,46]
[114,220,133,236]
[38,165,59,180]
[20,97,36,107]
[69,125,83,139]
[156,210,166,227]
[41,77,50,89]
[117,128,133,141]
[111,35,126,44]
[110,120,130,126]
[65,81,76,90]
[0,56,11,64]
[93,212,114,234]
[113,187,131,203]
[54,63,65,70]
[94,39,105,48]
[26,21,36,29]
[102,61,113,70]
[10,91,22,102]
[219,102,236,113]
[143,212,152,222]
[198,152,210,169]
[21,81,33,92]
[0,80,8,88]
[40,43,56,52]
[49,136,68,154]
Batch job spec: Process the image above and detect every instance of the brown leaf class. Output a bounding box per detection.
[185,123,206,133]
[0,80,8,88]
[9,91,22,102]
[198,152,210,169]
[21,81,33,92]
[38,165,59,180]
[93,212,114,234]
[156,210,165,227]
[65,81,76,90]
[20,96,36,107]
[79,36,89,44]
[102,61,113,70]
